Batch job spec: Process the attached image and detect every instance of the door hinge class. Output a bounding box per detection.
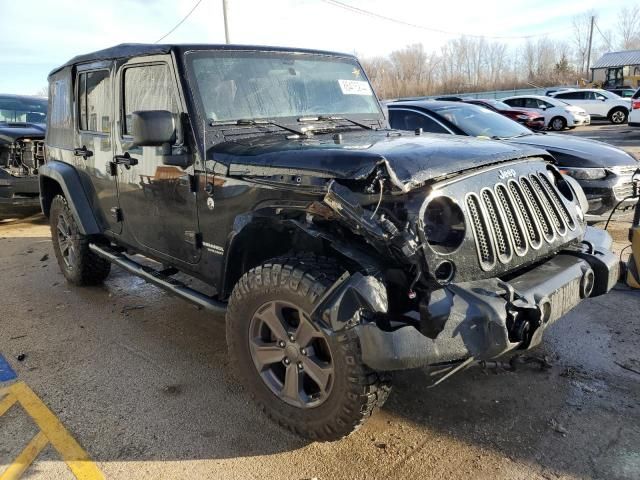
[110,207,123,222]
[109,161,118,176]
[184,230,203,248]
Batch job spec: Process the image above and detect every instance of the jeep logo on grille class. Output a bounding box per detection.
[498,169,517,180]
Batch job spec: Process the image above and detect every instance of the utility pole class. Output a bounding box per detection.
[586,15,595,78]
[222,0,230,44]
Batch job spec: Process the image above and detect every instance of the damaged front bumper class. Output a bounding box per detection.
[315,227,618,372]
[0,172,40,218]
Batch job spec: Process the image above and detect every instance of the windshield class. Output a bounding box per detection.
[0,96,47,124]
[185,50,382,122]
[432,104,531,138]
[484,99,513,110]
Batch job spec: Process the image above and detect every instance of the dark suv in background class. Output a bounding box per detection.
[40,43,617,441]
[0,94,47,218]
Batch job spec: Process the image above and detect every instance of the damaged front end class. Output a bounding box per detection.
[307,156,618,380]
[0,134,45,217]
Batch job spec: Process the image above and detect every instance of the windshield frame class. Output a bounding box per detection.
[182,48,385,133]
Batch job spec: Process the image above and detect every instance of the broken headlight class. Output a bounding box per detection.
[422,196,466,254]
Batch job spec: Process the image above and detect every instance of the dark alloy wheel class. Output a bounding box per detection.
[249,300,334,408]
[226,254,391,441]
[50,195,111,286]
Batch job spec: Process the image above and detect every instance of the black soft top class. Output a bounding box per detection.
[49,43,356,77]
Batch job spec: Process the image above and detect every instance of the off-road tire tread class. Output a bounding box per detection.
[50,195,111,286]
[226,253,391,441]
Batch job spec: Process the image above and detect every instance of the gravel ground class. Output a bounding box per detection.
[0,123,639,480]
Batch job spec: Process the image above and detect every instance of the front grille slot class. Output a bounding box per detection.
[495,184,527,256]
[538,174,576,230]
[508,180,542,249]
[520,177,555,242]
[530,175,567,235]
[481,189,512,263]
[466,194,495,270]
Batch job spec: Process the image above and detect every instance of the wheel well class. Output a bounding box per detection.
[608,106,627,117]
[550,115,566,124]
[220,220,326,299]
[39,176,64,218]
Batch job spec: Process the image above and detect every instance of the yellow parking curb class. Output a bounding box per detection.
[0,382,103,480]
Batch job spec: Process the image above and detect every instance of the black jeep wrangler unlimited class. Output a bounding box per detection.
[41,44,618,441]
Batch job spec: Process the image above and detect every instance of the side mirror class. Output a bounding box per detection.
[131,110,176,147]
[131,110,192,168]
[540,105,547,110]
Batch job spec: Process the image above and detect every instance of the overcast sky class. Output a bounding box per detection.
[0,0,636,94]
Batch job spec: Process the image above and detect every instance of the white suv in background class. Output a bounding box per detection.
[501,95,590,131]
[549,88,631,124]
[629,88,640,126]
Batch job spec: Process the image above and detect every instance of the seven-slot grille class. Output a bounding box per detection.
[466,172,576,271]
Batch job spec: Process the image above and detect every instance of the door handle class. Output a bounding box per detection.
[113,152,138,168]
[73,146,93,159]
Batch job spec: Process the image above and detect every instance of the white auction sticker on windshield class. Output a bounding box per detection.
[338,79,372,95]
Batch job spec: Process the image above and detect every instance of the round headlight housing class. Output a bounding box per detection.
[423,196,466,254]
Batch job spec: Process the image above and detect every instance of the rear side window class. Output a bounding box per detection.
[388,109,450,134]
[123,64,178,135]
[504,98,523,108]
[524,98,540,109]
[78,70,111,133]
[555,91,585,100]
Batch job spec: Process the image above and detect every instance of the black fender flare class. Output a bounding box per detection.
[39,161,101,235]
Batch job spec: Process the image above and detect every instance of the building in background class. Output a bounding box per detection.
[591,50,640,88]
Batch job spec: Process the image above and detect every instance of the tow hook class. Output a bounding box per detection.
[498,281,542,347]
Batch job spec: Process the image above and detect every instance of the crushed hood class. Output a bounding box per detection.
[210,130,547,191]
[0,122,46,143]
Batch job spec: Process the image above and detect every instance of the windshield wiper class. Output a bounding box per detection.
[299,115,375,130]
[212,118,308,136]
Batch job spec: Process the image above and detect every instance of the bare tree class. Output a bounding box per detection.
[617,5,640,49]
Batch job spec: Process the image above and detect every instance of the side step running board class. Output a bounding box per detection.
[89,243,227,315]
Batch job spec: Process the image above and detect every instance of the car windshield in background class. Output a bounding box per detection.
[0,96,47,124]
[185,51,381,122]
[485,100,513,110]
[432,104,531,138]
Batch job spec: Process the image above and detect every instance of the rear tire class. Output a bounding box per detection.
[549,116,567,131]
[608,108,628,124]
[50,195,111,286]
[226,254,391,441]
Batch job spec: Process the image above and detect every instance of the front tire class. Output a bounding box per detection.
[226,255,391,441]
[50,195,111,286]
[608,108,628,124]
[549,116,567,131]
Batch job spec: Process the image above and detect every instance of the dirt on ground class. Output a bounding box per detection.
[0,123,639,480]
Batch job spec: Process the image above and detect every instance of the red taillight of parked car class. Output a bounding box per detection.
[632,99,640,110]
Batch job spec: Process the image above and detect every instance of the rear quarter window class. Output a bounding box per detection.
[47,67,74,149]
